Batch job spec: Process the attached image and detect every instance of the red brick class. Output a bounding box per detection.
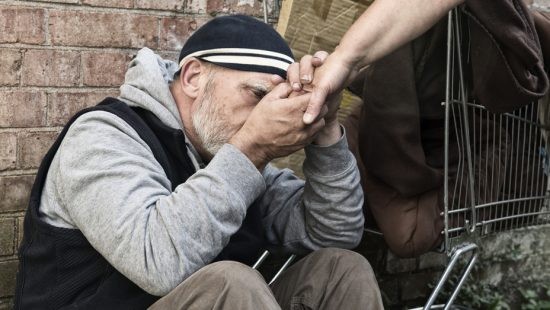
[135,0,183,11]
[185,0,207,13]
[0,175,34,212]
[0,218,15,256]
[47,91,118,126]
[18,131,58,170]
[21,50,80,87]
[32,0,78,3]
[159,51,179,63]
[82,51,131,87]
[0,91,47,127]
[207,0,263,15]
[0,49,21,86]
[0,7,45,44]
[82,0,133,8]
[0,260,18,298]
[160,16,210,51]
[0,133,17,171]
[50,10,159,49]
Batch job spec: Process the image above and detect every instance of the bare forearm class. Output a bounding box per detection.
[337,0,464,70]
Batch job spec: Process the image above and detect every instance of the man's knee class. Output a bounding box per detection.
[312,248,376,280]
[198,261,266,289]
[313,248,370,265]
[289,248,382,308]
[151,262,277,309]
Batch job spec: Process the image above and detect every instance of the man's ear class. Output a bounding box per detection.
[179,59,204,99]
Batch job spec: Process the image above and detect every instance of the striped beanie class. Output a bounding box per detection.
[178,15,294,79]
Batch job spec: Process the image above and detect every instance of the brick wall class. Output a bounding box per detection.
[0,0,276,307]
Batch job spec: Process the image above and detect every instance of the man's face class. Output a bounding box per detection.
[191,67,275,157]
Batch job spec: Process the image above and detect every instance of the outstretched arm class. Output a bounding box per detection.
[300,0,465,124]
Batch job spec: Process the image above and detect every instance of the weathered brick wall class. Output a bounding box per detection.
[0,1,276,308]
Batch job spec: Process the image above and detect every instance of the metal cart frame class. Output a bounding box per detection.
[420,7,550,309]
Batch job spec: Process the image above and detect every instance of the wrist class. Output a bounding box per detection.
[332,46,364,85]
[313,120,342,146]
[229,133,269,171]
[333,44,361,71]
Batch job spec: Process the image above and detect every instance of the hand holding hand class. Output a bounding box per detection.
[287,51,329,92]
[229,83,327,170]
[300,50,360,124]
[287,51,347,145]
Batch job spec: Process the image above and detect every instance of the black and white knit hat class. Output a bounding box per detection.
[178,15,294,79]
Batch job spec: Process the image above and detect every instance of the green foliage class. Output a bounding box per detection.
[453,281,510,310]
[431,241,550,310]
[440,275,550,309]
[520,285,550,310]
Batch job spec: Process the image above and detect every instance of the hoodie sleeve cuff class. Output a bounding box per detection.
[206,143,266,206]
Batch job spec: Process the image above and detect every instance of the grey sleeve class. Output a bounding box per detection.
[260,127,365,253]
[53,111,265,296]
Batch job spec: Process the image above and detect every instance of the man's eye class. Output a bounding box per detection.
[251,90,266,99]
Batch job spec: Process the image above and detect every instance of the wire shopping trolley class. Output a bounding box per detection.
[415,7,550,309]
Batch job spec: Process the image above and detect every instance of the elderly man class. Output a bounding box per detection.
[15,15,382,309]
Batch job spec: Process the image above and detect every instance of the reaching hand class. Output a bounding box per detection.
[287,51,329,92]
[286,50,359,125]
[286,51,345,124]
[301,52,358,124]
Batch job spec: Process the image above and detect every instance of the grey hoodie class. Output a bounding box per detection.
[39,48,365,296]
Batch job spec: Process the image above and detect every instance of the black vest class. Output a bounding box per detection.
[15,98,266,309]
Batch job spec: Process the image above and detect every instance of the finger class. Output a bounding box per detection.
[312,51,329,67]
[303,88,328,124]
[285,92,312,111]
[287,62,302,91]
[265,82,293,100]
[302,83,313,93]
[271,74,284,85]
[288,89,307,98]
[299,55,313,85]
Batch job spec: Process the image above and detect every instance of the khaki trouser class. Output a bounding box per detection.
[149,248,383,310]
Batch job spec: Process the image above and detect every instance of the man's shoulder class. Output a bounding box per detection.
[60,108,150,158]
[67,107,141,138]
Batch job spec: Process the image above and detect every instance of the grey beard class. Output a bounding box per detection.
[191,97,230,157]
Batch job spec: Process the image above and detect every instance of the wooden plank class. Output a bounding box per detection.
[276,0,295,37]
[277,0,373,59]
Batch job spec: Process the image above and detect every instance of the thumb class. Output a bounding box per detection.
[303,88,328,124]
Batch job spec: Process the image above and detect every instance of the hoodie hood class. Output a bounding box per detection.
[119,48,182,130]
[119,48,204,169]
